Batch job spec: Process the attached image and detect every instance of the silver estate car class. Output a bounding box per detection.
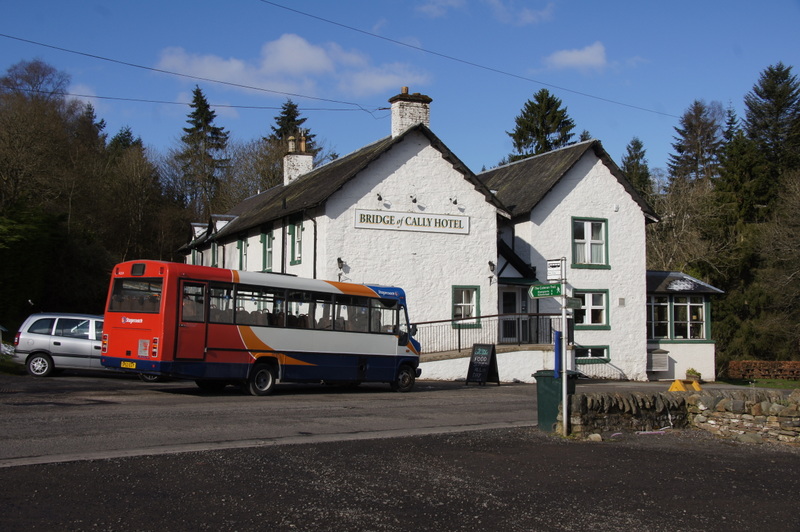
[13,313,104,377]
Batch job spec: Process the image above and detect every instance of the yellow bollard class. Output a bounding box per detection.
[668,379,702,392]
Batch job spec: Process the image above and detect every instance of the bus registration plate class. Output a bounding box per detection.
[121,361,137,369]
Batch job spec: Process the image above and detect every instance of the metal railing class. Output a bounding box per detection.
[414,313,560,354]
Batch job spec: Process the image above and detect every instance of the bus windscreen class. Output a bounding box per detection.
[108,278,163,313]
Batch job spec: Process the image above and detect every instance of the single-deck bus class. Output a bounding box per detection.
[100,260,421,395]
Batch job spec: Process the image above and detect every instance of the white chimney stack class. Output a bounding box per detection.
[283,132,313,185]
[389,87,432,137]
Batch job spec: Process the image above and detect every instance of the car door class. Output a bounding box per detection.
[88,318,104,368]
[50,318,94,369]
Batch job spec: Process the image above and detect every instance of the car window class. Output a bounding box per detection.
[94,320,104,341]
[55,318,91,339]
[28,318,55,335]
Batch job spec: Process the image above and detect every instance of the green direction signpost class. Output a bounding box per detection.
[529,283,562,298]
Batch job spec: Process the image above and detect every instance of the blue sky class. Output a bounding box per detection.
[3,1,799,174]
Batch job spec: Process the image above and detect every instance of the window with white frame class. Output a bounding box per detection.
[261,229,273,272]
[573,290,608,329]
[572,218,607,266]
[452,286,480,328]
[646,295,670,339]
[237,237,247,270]
[673,296,706,339]
[289,217,303,265]
[575,345,608,360]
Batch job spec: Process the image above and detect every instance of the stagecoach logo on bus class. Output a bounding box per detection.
[122,317,144,324]
[354,209,469,235]
[376,288,401,298]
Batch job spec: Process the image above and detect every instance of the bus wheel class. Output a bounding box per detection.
[390,365,415,393]
[27,353,54,377]
[195,380,227,393]
[247,364,276,396]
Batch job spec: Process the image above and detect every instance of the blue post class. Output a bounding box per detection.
[553,330,562,378]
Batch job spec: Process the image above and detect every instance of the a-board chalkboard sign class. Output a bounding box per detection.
[465,343,500,386]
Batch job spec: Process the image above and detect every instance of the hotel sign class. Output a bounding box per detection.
[355,209,469,235]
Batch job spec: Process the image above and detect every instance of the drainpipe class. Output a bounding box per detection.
[307,212,318,280]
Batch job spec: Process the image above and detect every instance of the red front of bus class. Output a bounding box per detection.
[101,261,175,377]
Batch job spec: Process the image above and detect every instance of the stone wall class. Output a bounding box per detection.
[728,361,800,380]
[563,389,800,445]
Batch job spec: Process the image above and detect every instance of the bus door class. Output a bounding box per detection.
[176,281,207,359]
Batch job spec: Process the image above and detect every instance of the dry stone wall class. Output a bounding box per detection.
[728,361,800,380]
[563,388,800,445]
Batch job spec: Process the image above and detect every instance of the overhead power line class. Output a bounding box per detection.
[19,88,365,112]
[0,32,383,115]
[258,0,680,119]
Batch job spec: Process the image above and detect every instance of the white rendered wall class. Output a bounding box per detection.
[323,131,499,325]
[647,342,717,382]
[519,152,649,381]
[419,349,554,383]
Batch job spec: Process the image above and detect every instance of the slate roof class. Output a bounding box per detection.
[646,271,724,294]
[190,124,505,247]
[478,140,658,222]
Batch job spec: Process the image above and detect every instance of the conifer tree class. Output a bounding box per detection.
[620,137,653,197]
[667,100,724,183]
[266,99,320,155]
[507,89,575,160]
[743,62,800,172]
[176,86,229,218]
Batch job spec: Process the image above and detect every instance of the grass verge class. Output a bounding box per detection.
[719,378,800,390]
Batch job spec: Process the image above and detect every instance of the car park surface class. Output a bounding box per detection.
[0,373,797,531]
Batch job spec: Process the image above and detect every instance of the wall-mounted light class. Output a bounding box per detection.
[337,257,344,270]
[377,193,382,201]
[488,261,496,273]
[450,197,458,205]
[410,195,417,203]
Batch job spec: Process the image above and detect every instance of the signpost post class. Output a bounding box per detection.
[531,258,569,436]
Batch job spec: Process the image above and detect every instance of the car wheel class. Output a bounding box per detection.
[27,353,54,377]
[246,363,277,396]
[390,365,415,392]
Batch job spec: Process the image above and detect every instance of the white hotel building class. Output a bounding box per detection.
[183,88,719,382]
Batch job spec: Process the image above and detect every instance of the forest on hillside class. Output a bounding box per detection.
[1,58,799,372]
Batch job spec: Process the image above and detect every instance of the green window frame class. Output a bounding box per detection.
[452,285,481,329]
[573,289,610,330]
[647,295,710,341]
[571,217,609,269]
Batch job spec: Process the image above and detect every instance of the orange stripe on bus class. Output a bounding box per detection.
[239,326,317,366]
[326,281,378,297]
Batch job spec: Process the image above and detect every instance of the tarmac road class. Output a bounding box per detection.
[1,372,799,531]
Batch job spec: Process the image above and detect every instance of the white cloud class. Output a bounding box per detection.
[339,63,431,97]
[258,34,335,76]
[544,41,608,72]
[416,0,465,18]
[483,0,554,26]
[155,34,429,99]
